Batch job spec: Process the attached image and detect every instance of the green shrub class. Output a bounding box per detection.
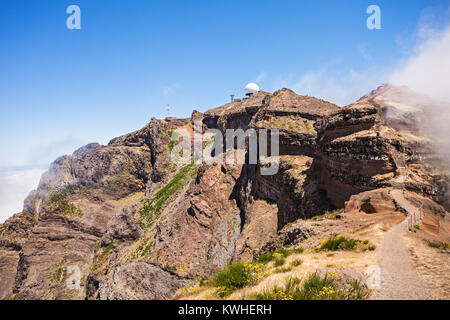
[319,235,374,252]
[427,241,450,250]
[293,247,304,254]
[275,248,292,258]
[427,241,441,249]
[290,259,303,267]
[62,203,83,218]
[257,247,303,265]
[414,224,421,230]
[212,262,264,297]
[257,252,274,264]
[320,235,356,251]
[312,209,344,221]
[51,259,66,283]
[274,267,292,274]
[93,241,114,269]
[341,239,359,251]
[142,241,154,257]
[427,240,449,249]
[251,273,369,300]
[48,186,83,218]
[274,257,286,267]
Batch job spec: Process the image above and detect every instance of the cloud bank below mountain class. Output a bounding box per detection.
[0,167,45,223]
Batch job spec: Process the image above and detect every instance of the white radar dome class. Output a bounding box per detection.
[245,83,260,95]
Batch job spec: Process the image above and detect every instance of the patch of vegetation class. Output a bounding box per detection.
[51,259,66,283]
[250,273,369,300]
[164,263,177,272]
[427,241,440,248]
[275,248,292,258]
[312,208,344,221]
[290,259,303,267]
[293,247,304,254]
[212,262,267,298]
[62,203,83,218]
[257,252,274,264]
[167,130,180,152]
[414,224,421,230]
[138,162,198,226]
[0,222,8,234]
[142,241,154,257]
[130,237,155,260]
[320,235,357,251]
[427,240,448,250]
[47,186,83,218]
[319,235,376,252]
[92,241,114,269]
[257,247,303,265]
[274,267,292,274]
[273,257,286,267]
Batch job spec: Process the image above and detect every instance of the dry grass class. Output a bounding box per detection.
[176,225,381,300]
[405,235,450,299]
[175,211,419,301]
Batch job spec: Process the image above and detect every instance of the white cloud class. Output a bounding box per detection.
[292,70,350,105]
[389,24,450,103]
[26,137,83,167]
[0,137,83,168]
[271,66,385,106]
[0,167,45,223]
[385,17,450,193]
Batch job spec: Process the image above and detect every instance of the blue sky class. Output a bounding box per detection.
[0,0,449,221]
[0,0,449,167]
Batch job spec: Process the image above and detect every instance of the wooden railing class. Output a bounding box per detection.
[407,202,424,231]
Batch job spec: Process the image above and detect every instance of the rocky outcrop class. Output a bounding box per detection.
[345,188,397,214]
[87,261,190,300]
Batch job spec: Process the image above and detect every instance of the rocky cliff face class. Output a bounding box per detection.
[1,85,448,300]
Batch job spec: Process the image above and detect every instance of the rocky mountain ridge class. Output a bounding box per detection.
[1,85,449,300]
